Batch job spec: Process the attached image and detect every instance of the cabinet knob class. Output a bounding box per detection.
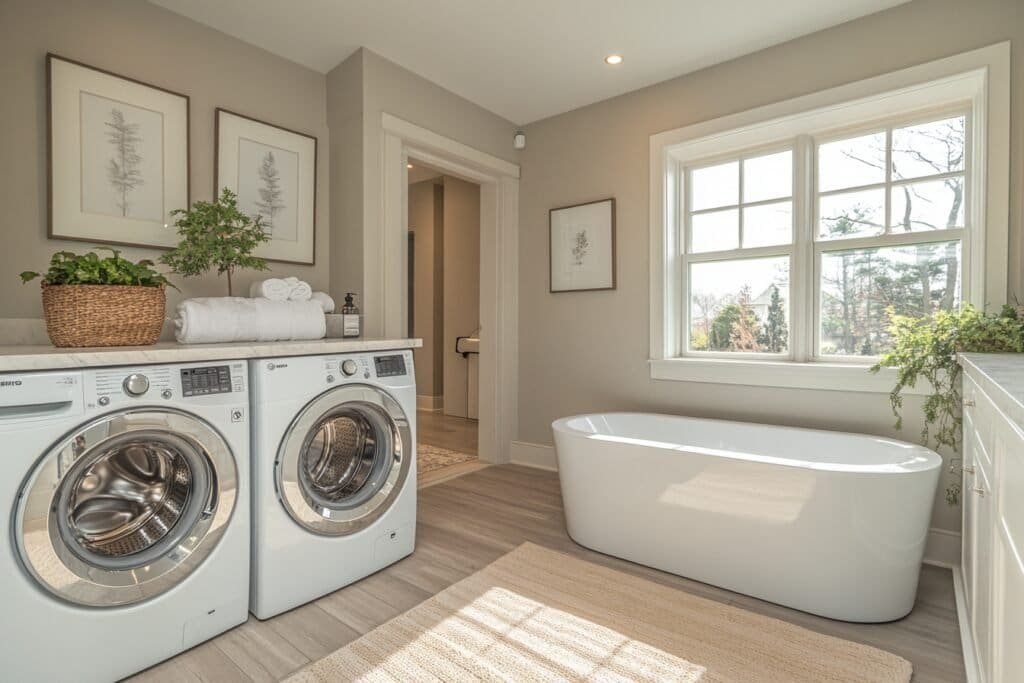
[963,466,975,475]
[972,486,986,497]
[964,399,977,407]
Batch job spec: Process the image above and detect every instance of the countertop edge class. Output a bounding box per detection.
[958,352,1024,431]
[0,338,423,373]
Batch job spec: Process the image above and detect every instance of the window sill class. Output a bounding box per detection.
[649,357,929,395]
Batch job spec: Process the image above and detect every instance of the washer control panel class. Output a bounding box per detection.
[181,365,235,397]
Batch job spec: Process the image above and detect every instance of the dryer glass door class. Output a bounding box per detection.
[16,408,238,607]
[277,385,411,536]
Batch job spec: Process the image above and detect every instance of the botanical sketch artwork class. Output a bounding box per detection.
[105,109,143,215]
[80,92,163,221]
[237,138,298,242]
[550,199,615,292]
[572,229,590,266]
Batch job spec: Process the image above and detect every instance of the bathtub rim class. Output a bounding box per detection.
[552,411,942,475]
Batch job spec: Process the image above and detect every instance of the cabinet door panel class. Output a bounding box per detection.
[992,400,1024,682]
[962,412,980,613]
[993,528,1024,682]
[970,460,993,681]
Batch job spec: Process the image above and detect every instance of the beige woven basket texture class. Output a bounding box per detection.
[41,284,166,347]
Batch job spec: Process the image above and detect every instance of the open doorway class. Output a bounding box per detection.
[407,159,485,487]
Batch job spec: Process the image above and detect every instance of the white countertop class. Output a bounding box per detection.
[0,338,422,373]
[959,353,1024,430]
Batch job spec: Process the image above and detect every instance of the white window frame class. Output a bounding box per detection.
[649,43,1010,392]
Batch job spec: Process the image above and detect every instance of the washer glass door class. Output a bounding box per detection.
[17,409,237,607]
[277,385,411,536]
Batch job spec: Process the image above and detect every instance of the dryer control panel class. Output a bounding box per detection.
[373,354,407,378]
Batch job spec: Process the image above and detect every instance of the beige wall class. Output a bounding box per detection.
[356,49,518,336]
[442,176,481,419]
[326,50,364,305]
[324,48,518,335]
[0,0,330,317]
[409,180,444,397]
[517,0,1024,534]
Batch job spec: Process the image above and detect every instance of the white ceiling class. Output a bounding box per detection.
[150,0,909,125]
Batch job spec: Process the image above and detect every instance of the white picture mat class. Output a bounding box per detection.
[550,199,614,291]
[216,110,316,264]
[50,57,187,247]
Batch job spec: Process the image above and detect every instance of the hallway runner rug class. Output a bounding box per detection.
[417,443,477,474]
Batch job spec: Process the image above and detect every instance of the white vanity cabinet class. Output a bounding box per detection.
[960,355,1024,683]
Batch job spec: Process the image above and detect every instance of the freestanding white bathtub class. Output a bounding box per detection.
[552,412,942,623]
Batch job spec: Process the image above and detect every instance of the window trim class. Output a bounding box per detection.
[649,43,1010,392]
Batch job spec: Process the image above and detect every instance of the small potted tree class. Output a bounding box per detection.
[161,188,271,295]
[20,248,173,347]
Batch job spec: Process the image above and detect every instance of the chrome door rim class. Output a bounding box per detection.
[16,408,237,607]
[276,385,411,536]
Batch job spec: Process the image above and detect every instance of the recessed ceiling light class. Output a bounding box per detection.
[604,54,623,66]
[407,163,414,169]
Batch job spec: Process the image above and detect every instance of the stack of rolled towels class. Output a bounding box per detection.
[175,277,336,344]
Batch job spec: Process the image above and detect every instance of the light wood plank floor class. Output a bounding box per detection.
[131,465,965,682]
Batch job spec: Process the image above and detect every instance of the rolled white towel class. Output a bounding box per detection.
[310,291,335,313]
[249,278,290,301]
[175,297,326,344]
[283,276,313,301]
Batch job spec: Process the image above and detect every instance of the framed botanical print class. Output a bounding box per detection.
[549,198,616,293]
[47,54,189,248]
[215,108,317,265]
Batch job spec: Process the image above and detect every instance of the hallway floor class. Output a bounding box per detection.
[416,410,484,487]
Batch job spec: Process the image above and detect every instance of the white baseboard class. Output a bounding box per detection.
[416,395,443,412]
[923,527,962,569]
[508,439,962,570]
[953,566,981,683]
[509,441,557,471]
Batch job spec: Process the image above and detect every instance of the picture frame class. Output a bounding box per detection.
[215,108,317,265]
[549,198,616,293]
[47,53,190,248]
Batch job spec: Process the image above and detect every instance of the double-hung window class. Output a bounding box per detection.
[650,47,1009,390]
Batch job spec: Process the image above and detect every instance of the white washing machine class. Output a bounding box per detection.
[0,361,251,682]
[249,350,416,619]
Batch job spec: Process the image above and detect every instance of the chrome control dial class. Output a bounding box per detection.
[123,373,150,396]
[341,360,359,377]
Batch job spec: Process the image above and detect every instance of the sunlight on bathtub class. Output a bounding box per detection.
[656,462,816,524]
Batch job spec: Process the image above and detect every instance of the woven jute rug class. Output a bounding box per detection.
[286,543,912,682]
[417,443,477,474]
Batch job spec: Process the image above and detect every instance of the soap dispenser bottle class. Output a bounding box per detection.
[341,292,361,338]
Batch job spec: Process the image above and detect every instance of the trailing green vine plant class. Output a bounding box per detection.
[871,304,1024,505]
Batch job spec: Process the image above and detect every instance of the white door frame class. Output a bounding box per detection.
[378,113,519,464]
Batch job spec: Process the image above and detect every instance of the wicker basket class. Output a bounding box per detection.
[41,284,166,347]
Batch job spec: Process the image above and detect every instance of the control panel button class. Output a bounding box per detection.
[97,396,110,406]
[341,360,359,377]
[123,373,150,396]
[161,389,173,400]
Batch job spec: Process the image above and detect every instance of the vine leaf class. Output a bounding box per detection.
[871,304,1024,506]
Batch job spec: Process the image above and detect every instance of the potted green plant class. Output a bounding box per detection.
[161,188,271,296]
[872,304,1024,504]
[20,247,173,347]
